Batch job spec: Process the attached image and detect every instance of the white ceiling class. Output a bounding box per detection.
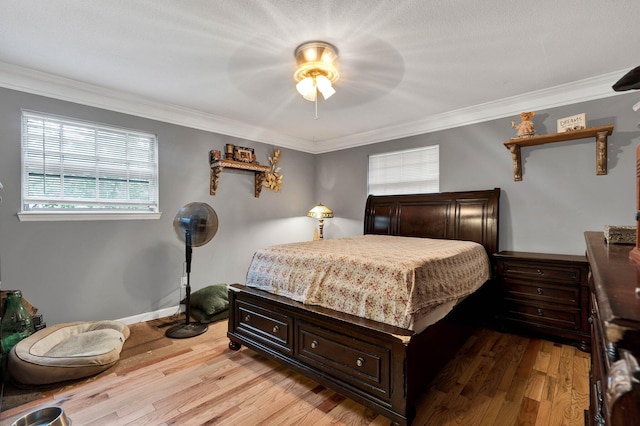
[1,0,639,153]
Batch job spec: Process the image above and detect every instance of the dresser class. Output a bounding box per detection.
[585,231,640,426]
[494,251,591,351]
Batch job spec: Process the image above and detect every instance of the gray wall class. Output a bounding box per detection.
[2,86,639,325]
[0,88,317,325]
[316,94,640,255]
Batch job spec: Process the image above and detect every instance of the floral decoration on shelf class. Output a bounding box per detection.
[264,149,283,192]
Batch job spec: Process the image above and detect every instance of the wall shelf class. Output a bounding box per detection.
[209,159,270,198]
[503,124,614,181]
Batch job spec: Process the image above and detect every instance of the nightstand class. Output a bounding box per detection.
[494,251,591,351]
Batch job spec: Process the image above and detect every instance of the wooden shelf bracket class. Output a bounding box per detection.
[209,159,270,197]
[503,124,614,181]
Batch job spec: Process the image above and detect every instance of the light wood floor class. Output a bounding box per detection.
[0,319,589,425]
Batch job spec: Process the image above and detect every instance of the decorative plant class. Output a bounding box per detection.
[263,150,283,192]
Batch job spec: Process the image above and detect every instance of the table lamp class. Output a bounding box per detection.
[307,203,333,240]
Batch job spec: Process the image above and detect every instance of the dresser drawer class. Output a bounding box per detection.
[504,280,579,305]
[503,299,581,330]
[295,321,390,401]
[501,260,583,284]
[234,300,293,353]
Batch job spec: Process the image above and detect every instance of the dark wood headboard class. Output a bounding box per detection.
[364,188,500,256]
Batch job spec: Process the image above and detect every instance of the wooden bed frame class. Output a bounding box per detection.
[227,188,500,425]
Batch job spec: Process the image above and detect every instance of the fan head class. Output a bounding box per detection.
[173,202,218,246]
[613,65,640,91]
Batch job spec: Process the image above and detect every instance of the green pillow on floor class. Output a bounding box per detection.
[189,307,229,324]
[184,284,229,316]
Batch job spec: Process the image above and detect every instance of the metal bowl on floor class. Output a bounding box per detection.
[11,406,71,426]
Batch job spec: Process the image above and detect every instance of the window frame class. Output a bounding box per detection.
[18,110,161,222]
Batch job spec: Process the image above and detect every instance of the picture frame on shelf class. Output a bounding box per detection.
[557,113,586,133]
[233,146,255,163]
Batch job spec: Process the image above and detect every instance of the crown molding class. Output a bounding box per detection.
[315,71,630,153]
[0,61,316,153]
[0,61,629,154]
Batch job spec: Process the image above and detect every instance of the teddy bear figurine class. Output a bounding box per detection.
[511,111,536,138]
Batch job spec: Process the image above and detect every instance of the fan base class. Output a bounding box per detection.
[165,322,208,339]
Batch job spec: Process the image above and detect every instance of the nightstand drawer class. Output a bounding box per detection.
[501,261,583,284]
[234,300,293,353]
[494,251,591,351]
[504,280,579,305]
[295,321,390,400]
[504,299,581,330]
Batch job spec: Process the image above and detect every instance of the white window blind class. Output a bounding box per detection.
[21,111,159,215]
[368,145,439,195]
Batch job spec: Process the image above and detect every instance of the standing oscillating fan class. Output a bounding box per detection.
[165,202,218,339]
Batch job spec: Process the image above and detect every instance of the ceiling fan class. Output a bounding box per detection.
[165,202,219,339]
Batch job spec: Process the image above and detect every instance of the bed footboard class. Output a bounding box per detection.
[227,284,483,425]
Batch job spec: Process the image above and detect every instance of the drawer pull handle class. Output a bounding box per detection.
[311,340,319,349]
[272,325,279,334]
[536,269,544,275]
[536,287,543,295]
[244,314,251,322]
[356,357,365,367]
[537,308,544,316]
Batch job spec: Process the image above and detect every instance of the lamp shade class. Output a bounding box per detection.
[307,203,334,219]
[296,77,317,101]
[315,75,335,99]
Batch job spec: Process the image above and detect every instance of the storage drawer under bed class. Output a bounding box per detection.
[233,299,293,353]
[295,320,391,402]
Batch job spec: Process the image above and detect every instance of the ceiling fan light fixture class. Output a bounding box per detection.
[296,76,317,101]
[294,41,339,103]
[303,89,317,102]
[315,75,335,99]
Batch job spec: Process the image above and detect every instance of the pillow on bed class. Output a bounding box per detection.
[185,284,229,316]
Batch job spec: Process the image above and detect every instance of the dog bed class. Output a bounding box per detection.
[8,320,130,385]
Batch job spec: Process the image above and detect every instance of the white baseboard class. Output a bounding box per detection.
[116,306,184,325]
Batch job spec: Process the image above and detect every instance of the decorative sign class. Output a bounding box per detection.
[557,113,586,133]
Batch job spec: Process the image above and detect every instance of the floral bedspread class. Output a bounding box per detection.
[245,235,490,329]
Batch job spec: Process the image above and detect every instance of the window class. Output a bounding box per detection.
[20,110,160,221]
[368,145,439,195]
